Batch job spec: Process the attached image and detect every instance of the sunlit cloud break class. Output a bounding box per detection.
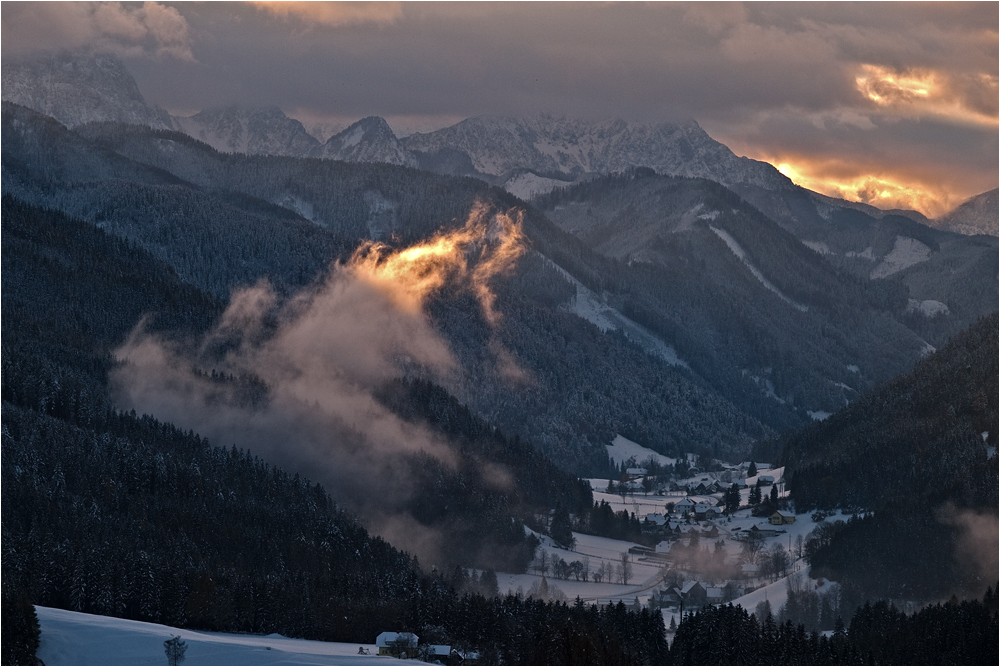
[855,64,999,128]
[249,1,402,27]
[775,160,956,218]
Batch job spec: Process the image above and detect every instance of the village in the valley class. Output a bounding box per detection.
[493,435,846,637]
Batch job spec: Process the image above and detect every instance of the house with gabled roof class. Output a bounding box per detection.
[376,632,418,658]
[769,511,795,525]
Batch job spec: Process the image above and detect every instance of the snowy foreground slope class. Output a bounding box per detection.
[35,607,419,666]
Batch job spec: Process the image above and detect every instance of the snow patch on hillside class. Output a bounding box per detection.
[504,172,574,200]
[540,254,689,368]
[710,227,808,312]
[606,434,676,468]
[807,410,832,421]
[277,195,317,224]
[742,370,786,404]
[174,114,249,154]
[906,299,950,317]
[341,124,365,148]
[870,236,932,278]
[730,567,820,615]
[35,606,415,666]
[802,240,833,255]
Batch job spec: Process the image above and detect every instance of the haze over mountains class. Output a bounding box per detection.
[3,51,996,475]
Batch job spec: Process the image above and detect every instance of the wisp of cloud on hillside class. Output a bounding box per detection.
[111,202,527,563]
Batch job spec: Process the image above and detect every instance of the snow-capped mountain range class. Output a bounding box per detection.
[1,53,789,195]
[4,52,994,233]
[400,114,794,192]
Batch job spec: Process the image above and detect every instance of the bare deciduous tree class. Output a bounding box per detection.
[620,552,632,585]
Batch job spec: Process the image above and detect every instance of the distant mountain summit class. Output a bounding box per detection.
[400,113,794,194]
[173,105,320,156]
[931,188,998,237]
[312,116,417,167]
[1,53,791,196]
[1,53,173,130]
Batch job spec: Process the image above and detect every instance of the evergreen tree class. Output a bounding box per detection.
[725,483,741,514]
[550,505,575,549]
[164,636,187,666]
[0,576,40,666]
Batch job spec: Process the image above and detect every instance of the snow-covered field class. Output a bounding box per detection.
[499,501,846,613]
[35,607,418,666]
[605,434,677,468]
[498,531,668,605]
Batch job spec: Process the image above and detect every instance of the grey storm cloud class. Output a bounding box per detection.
[3,2,996,212]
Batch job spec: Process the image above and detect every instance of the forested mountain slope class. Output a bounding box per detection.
[1,197,598,572]
[1,201,670,663]
[3,104,776,471]
[5,104,993,475]
[729,182,998,346]
[782,313,998,602]
[535,171,932,416]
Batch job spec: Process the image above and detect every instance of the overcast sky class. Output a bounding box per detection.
[3,1,997,216]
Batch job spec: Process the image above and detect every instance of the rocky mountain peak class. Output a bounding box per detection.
[401,113,793,194]
[312,116,417,167]
[172,105,319,156]
[1,52,173,130]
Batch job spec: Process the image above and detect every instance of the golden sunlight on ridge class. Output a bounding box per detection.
[775,161,956,218]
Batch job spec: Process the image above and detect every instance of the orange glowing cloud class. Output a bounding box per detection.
[855,64,998,127]
[774,160,957,217]
[249,1,402,27]
[349,202,527,323]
